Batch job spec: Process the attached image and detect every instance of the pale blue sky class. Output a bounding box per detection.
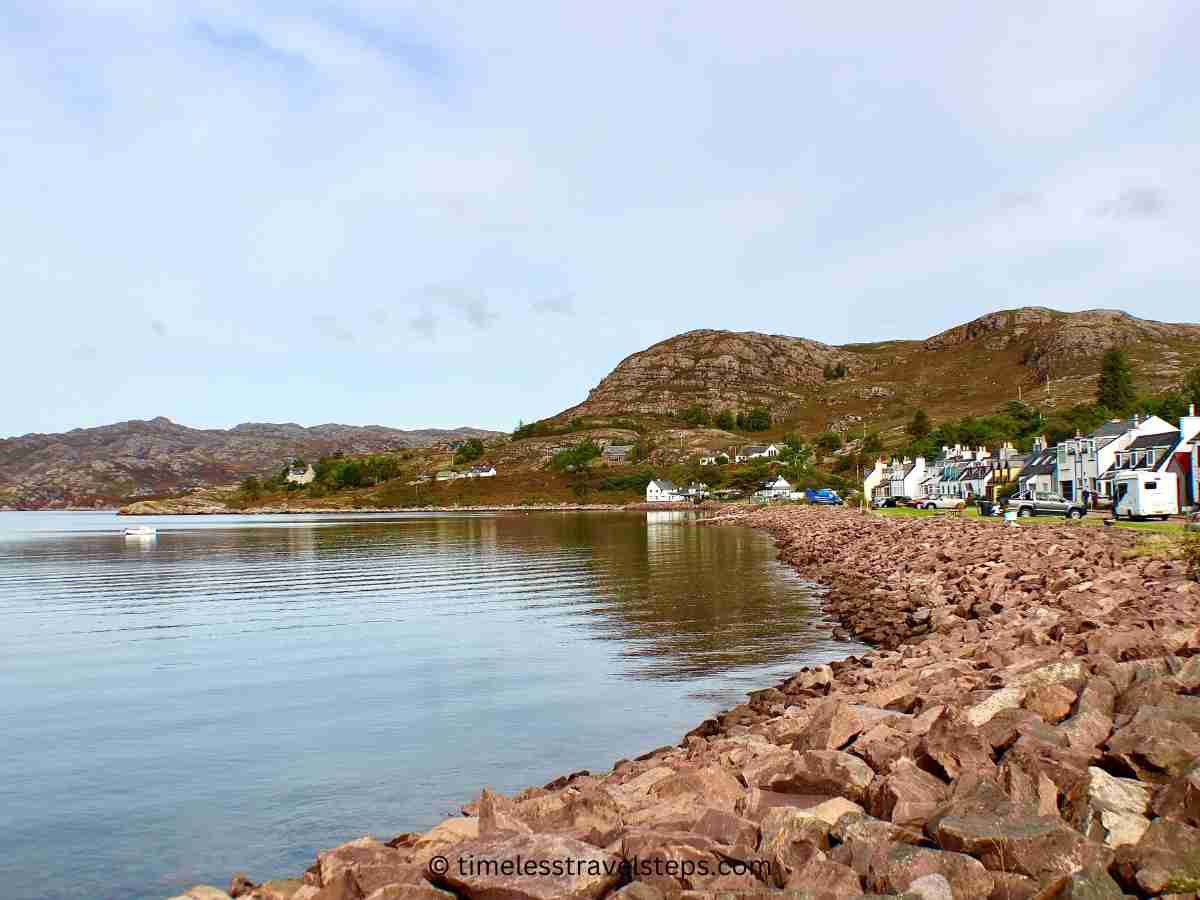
[4,2,1199,437]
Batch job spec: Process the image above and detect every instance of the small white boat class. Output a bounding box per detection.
[123,525,158,538]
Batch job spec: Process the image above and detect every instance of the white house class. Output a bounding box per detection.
[645,479,682,502]
[756,475,792,499]
[863,458,886,501]
[435,470,458,481]
[1018,438,1057,495]
[465,465,496,478]
[699,449,727,466]
[286,463,315,485]
[735,444,781,462]
[1056,415,1174,502]
[1102,406,1200,510]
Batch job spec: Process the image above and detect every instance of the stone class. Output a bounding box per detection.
[409,818,480,868]
[229,874,257,898]
[792,700,872,751]
[512,787,624,845]
[906,873,954,900]
[248,880,308,900]
[1064,766,1151,848]
[786,857,863,899]
[1023,683,1077,724]
[619,829,728,894]
[439,833,622,899]
[1031,865,1126,899]
[934,813,1113,882]
[965,686,1026,727]
[311,874,361,900]
[478,788,532,838]
[171,888,233,900]
[316,837,422,896]
[362,886,454,900]
[850,722,909,773]
[1152,760,1200,826]
[987,871,1038,900]
[867,758,948,828]
[865,844,994,900]
[692,808,758,856]
[608,885,664,900]
[759,806,833,884]
[911,709,995,783]
[1113,816,1200,896]
[1106,716,1200,783]
[647,765,743,812]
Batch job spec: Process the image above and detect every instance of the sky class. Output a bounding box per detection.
[3,1,1199,437]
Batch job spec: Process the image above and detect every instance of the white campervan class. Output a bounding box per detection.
[1113,471,1178,521]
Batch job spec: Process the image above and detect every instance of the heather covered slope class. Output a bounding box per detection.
[0,417,501,509]
[558,307,1200,436]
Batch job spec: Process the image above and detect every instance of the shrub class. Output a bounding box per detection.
[454,439,484,465]
[549,440,601,472]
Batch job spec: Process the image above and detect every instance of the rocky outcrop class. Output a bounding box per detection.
[0,417,501,509]
[557,307,1200,425]
[178,508,1200,899]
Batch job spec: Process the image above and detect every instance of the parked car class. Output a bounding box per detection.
[872,496,910,509]
[919,496,966,510]
[1004,489,1088,519]
[805,488,843,505]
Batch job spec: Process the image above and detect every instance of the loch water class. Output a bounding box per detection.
[0,510,864,900]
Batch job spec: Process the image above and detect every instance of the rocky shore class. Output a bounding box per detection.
[120,500,629,515]
[172,508,1200,900]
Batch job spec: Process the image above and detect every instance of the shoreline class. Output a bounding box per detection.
[177,507,1200,900]
[117,502,635,516]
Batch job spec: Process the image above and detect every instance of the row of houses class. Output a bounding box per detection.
[865,406,1200,510]
[645,474,799,503]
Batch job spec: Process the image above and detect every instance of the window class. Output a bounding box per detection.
[1145,481,1158,491]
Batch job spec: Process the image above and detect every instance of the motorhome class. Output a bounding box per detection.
[1113,470,1178,521]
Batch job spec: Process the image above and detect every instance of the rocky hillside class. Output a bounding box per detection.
[559,308,1200,432]
[0,417,501,509]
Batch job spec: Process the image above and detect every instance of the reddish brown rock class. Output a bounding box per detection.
[316,838,423,896]
[1106,716,1200,783]
[440,833,622,899]
[362,886,455,900]
[1112,816,1200,896]
[1151,760,1200,826]
[867,758,948,828]
[1023,683,1078,724]
[865,843,994,900]
[934,813,1113,882]
[785,857,863,898]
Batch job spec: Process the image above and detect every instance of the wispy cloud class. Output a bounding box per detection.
[409,309,437,337]
[313,315,353,342]
[532,293,575,315]
[1098,186,1167,220]
[150,319,168,337]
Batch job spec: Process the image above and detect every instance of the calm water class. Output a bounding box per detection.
[0,510,861,900]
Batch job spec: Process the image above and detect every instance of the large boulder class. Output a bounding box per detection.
[511,787,624,845]
[864,844,994,900]
[866,758,948,828]
[1112,816,1200,896]
[316,838,425,896]
[758,806,833,885]
[1151,759,1200,826]
[1063,766,1151,847]
[1105,716,1200,783]
[438,833,622,900]
[933,813,1113,882]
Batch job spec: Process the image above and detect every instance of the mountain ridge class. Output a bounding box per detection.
[0,418,502,509]
[556,306,1200,430]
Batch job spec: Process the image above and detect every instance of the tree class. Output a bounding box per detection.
[1097,348,1136,412]
[735,411,747,430]
[745,407,771,431]
[1183,367,1200,408]
[240,475,261,498]
[714,409,736,431]
[862,432,883,454]
[454,438,484,465]
[906,409,931,441]
[682,405,711,428]
[815,432,842,454]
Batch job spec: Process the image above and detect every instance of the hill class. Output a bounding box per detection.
[0,418,502,509]
[558,307,1200,436]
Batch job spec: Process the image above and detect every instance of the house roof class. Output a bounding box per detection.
[604,444,634,453]
[742,445,769,455]
[1089,418,1138,440]
[1124,430,1180,451]
[648,479,677,491]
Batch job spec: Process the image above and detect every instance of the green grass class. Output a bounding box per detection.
[870,505,1190,535]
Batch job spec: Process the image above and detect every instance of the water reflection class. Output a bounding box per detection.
[0,510,861,900]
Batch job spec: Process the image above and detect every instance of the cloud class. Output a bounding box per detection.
[150,319,167,337]
[368,307,389,327]
[450,295,498,330]
[1099,186,1167,220]
[70,344,97,362]
[409,309,437,337]
[312,315,353,342]
[532,294,574,315]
